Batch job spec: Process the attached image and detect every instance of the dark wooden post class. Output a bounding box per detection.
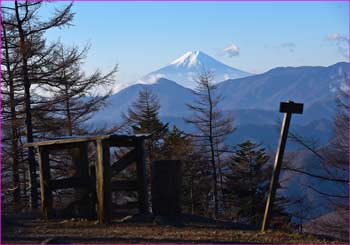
[95,138,111,223]
[151,160,182,216]
[135,139,149,214]
[71,143,89,180]
[71,143,92,217]
[38,146,52,220]
[261,101,303,232]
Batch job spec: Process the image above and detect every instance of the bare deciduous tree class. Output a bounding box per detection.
[185,71,234,218]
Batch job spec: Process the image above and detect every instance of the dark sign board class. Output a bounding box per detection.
[279,101,304,114]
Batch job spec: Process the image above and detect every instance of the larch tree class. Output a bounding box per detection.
[316,89,349,238]
[37,43,118,136]
[2,0,74,208]
[1,18,24,204]
[286,86,349,239]
[185,71,234,218]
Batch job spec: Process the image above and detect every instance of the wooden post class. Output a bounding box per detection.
[38,146,52,220]
[71,143,92,217]
[71,143,89,180]
[95,138,111,223]
[135,139,149,214]
[261,101,303,232]
[151,160,182,216]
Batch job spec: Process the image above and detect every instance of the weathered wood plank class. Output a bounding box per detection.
[134,139,149,214]
[49,177,90,190]
[108,138,137,147]
[24,134,152,148]
[111,180,138,191]
[95,139,111,224]
[42,142,90,151]
[38,146,52,220]
[111,149,136,175]
[24,135,103,148]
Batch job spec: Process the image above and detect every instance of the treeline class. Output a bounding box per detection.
[121,71,290,227]
[121,70,348,234]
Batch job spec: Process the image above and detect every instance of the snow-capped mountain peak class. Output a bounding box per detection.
[137,50,252,89]
[171,50,206,68]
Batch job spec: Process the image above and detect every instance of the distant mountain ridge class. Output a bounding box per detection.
[94,62,349,130]
[217,62,349,111]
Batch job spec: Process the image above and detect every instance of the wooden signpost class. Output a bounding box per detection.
[261,101,303,232]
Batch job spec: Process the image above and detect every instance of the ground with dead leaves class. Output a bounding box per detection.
[2,213,344,244]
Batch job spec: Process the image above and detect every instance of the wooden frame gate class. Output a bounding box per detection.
[25,134,151,223]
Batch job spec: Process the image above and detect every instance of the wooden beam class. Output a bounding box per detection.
[43,142,89,151]
[38,146,52,220]
[134,139,149,214]
[95,138,111,224]
[24,134,153,148]
[108,138,136,147]
[112,202,139,210]
[111,149,136,175]
[24,135,103,148]
[111,180,138,191]
[49,177,90,190]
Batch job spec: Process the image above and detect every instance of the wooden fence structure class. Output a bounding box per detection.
[25,134,151,223]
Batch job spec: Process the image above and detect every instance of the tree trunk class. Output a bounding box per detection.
[3,25,20,204]
[65,83,73,136]
[62,48,73,137]
[207,83,218,219]
[209,141,218,218]
[190,175,194,214]
[15,1,38,208]
[214,137,226,215]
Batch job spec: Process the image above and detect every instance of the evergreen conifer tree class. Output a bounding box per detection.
[225,140,288,226]
[123,87,165,163]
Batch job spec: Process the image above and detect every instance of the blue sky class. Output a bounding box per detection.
[37,1,349,83]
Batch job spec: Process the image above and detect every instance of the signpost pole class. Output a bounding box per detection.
[261,101,303,232]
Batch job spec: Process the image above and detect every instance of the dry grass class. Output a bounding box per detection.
[2,213,344,244]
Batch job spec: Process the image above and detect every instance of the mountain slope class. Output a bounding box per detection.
[217,62,349,111]
[89,78,193,128]
[136,51,251,89]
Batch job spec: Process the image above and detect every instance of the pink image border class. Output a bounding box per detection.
[0,0,349,244]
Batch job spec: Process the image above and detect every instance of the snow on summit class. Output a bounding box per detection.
[135,51,252,89]
[171,51,205,67]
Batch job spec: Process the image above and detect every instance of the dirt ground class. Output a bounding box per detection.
[2,212,343,244]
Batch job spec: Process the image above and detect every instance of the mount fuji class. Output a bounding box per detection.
[133,51,252,89]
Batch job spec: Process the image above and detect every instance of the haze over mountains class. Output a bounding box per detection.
[91,51,349,149]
